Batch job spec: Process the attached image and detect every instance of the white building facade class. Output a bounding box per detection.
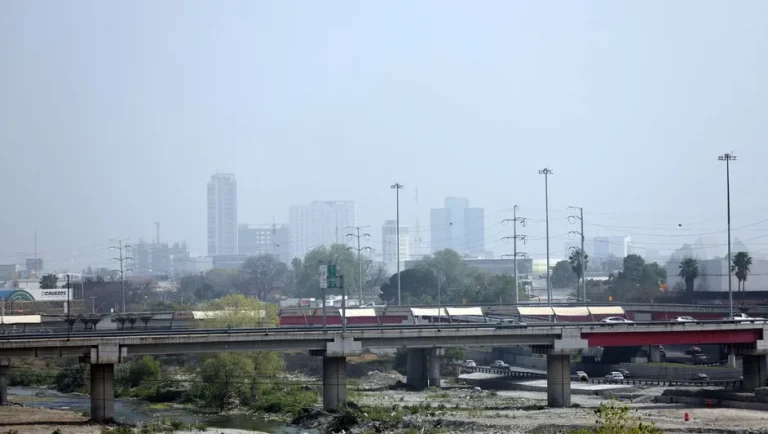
[382,219,409,274]
[207,173,238,256]
[289,201,356,260]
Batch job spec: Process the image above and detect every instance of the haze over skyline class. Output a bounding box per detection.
[2,1,768,269]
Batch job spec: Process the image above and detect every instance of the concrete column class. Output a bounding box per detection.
[546,354,571,408]
[728,353,737,369]
[742,355,768,391]
[406,348,428,390]
[428,348,442,388]
[322,356,347,410]
[0,359,9,406]
[90,364,115,422]
[649,346,662,363]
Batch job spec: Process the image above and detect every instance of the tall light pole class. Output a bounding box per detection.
[346,226,372,305]
[567,206,585,304]
[502,205,527,305]
[539,168,553,306]
[718,153,736,318]
[391,183,404,305]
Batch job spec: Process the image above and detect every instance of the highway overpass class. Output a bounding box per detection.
[1,321,767,422]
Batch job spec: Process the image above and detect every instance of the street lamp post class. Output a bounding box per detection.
[538,168,553,306]
[718,153,737,318]
[391,183,404,305]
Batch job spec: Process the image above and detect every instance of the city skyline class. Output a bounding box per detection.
[2,2,768,273]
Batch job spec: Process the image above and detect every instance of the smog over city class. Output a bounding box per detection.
[1,2,768,434]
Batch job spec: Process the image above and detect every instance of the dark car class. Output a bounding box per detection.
[685,346,703,355]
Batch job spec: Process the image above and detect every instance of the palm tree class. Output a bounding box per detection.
[731,251,753,292]
[568,248,589,281]
[678,258,699,298]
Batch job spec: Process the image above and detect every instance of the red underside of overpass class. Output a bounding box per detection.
[583,329,763,347]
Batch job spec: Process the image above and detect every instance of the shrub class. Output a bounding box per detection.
[571,402,663,434]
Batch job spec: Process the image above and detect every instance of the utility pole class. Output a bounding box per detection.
[110,239,132,312]
[718,153,737,318]
[391,182,404,305]
[502,205,527,305]
[568,206,586,304]
[538,168,554,306]
[346,226,372,305]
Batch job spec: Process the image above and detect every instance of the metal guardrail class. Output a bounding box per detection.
[464,366,742,388]
[589,377,743,388]
[464,366,546,378]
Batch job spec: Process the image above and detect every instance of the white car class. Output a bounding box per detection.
[605,372,625,382]
[464,360,477,367]
[600,316,634,324]
[674,316,695,322]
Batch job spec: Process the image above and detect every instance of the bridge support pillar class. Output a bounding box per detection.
[428,348,443,388]
[546,354,571,408]
[0,359,9,406]
[742,355,768,391]
[649,345,662,363]
[322,356,347,411]
[90,364,115,422]
[406,349,428,390]
[728,353,737,369]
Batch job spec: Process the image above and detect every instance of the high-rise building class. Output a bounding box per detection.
[382,220,409,273]
[238,223,291,262]
[289,201,356,260]
[26,258,44,274]
[132,241,189,278]
[207,173,238,256]
[593,236,630,260]
[430,197,485,255]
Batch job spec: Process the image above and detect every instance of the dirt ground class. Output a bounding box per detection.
[352,386,768,434]
[0,405,102,434]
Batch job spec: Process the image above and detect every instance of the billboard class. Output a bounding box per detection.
[0,288,70,301]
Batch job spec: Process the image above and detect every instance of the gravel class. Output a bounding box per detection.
[358,370,407,390]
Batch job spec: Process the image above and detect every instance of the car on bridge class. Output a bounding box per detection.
[605,372,625,382]
[600,316,634,324]
[496,318,527,327]
[674,316,695,322]
[571,370,589,382]
[491,360,510,369]
[691,373,710,381]
[617,368,630,378]
[463,360,477,367]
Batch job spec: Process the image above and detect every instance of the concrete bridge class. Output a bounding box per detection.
[0,321,767,422]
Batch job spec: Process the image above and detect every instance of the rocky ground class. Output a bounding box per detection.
[294,385,768,434]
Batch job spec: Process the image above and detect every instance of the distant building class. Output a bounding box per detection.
[238,224,291,262]
[207,173,238,256]
[382,220,409,273]
[212,255,248,270]
[0,264,20,281]
[289,201,356,260]
[132,241,189,279]
[667,257,768,293]
[430,197,485,255]
[593,236,630,260]
[25,258,43,274]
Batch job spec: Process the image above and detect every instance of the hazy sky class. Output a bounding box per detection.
[2,1,768,269]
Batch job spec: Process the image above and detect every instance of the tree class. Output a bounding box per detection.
[731,251,753,292]
[551,260,577,289]
[295,244,359,298]
[379,268,438,304]
[678,257,700,298]
[241,254,288,301]
[39,274,58,289]
[195,352,256,410]
[568,248,589,281]
[200,294,278,329]
[619,255,646,282]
